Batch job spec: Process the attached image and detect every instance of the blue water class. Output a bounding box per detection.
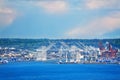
[0,62,120,80]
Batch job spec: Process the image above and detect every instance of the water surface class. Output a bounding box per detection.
[0,62,120,80]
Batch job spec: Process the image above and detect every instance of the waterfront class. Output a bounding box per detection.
[0,62,120,80]
[0,39,120,64]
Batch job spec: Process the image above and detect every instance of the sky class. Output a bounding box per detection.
[0,0,120,39]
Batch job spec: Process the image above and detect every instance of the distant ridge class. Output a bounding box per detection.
[0,38,120,48]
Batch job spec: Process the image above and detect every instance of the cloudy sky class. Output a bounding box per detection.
[0,0,120,39]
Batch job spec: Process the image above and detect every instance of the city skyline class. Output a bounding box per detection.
[0,0,120,39]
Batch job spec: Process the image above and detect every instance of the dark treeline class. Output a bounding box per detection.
[0,38,120,49]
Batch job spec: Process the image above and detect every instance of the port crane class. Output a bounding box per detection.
[98,41,118,58]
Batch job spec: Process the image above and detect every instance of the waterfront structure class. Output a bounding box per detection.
[35,46,47,61]
[99,42,118,58]
[0,41,119,64]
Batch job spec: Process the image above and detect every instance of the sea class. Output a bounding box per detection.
[0,62,120,80]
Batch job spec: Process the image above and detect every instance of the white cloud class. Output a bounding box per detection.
[65,11,120,38]
[35,0,68,14]
[0,0,17,27]
[84,0,120,10]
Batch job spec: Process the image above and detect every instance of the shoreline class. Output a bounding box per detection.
[1,60,120,65]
